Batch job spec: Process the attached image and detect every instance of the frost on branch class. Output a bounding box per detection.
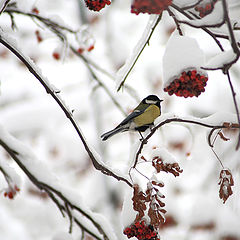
[163,32,208,98]
[131,0,172,15]
[218,169,234,204]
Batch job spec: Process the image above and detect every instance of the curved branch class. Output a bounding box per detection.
[0,32,132,188]
[0,136,107,240]
[133,117,240,168]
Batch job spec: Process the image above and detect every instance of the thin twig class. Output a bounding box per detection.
[211,147,225,168]
[0,0,11,15]
[117,14,162,91]
[221,0,240,149]
[226,71,240,149]
[71,47,127,116]
[170,3,225,51]
[5,7,76,33]
[209,129,225,168]
[167,8,183,36]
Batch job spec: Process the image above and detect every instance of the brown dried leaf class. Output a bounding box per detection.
[152,157,183,177]
[148,206,165,229]
[146,182,166,229]
[132,185,146,221]
[218,169,234,204]
[218,131,230,142]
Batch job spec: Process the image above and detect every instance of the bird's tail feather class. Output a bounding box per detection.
[101,127,125,141]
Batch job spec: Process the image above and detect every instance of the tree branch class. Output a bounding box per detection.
[0,125,116,240]
[133,117,240,168]
[0,32,132,188]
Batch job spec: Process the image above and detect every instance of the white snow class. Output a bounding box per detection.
[0,157,21,187]
[151,147,178,164]
[204,49,237,69]
[121,187,136,228]
[1,1,240,240]
[162,31,206,87]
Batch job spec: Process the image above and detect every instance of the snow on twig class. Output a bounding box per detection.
[0,124,117,240]
[116,15,161,91]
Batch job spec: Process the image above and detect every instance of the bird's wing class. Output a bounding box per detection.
[118,104,148,127]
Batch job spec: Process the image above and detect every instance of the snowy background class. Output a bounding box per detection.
[0,0,240,240]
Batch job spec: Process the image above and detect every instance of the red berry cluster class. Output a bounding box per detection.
[131,0,172,15]
[4,185,20,199]
[164,69,208,98]
[195,0,218,18]
[84,0,111,12]
[77,44,95,55]
[124,220,159,240]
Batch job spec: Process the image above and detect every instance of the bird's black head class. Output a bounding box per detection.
[142,95,163,107]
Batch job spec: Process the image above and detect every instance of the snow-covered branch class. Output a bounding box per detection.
[116,15,161,91]
[0,31,132,187]
[0,124,116,240]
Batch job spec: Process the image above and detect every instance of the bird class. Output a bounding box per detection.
[101,95,163,141]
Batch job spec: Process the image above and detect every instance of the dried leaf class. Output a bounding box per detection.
[132,185,147,221]
[152,157,183,177]
[218,131,230,142]
[218,169,234,203]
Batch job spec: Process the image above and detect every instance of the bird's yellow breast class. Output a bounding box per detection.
[133,105,160,127]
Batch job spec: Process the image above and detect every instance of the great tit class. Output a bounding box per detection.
[101,95,163,141]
